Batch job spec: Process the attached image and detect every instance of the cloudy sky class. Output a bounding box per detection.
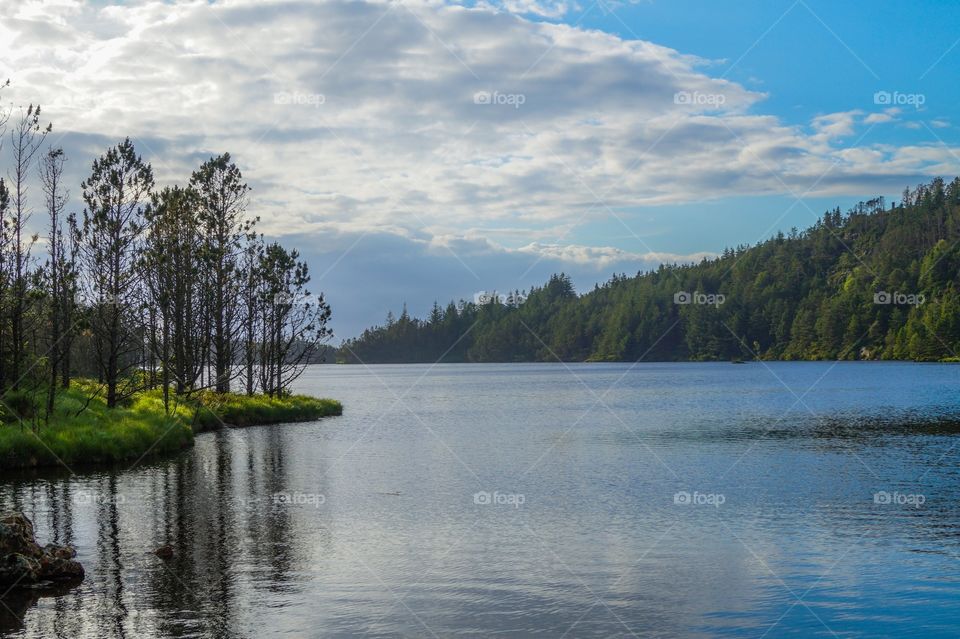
[1,0,958,338]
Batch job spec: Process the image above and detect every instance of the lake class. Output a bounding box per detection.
[2,362,960,638]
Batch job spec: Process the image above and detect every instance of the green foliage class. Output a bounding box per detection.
[0,383,193,468]
[342,178,960,363]
[190,392,342,430]
[1,390,39,423]
[0,380,341,468]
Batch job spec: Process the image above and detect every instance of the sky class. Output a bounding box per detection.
[1,0,958,339]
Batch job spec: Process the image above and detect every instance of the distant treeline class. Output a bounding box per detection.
[0,85,332,418]
[341,177,960,363]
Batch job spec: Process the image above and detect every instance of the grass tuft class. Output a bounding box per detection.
[187,390,342,430]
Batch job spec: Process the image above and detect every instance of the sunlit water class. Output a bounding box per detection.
[3,362,960,638]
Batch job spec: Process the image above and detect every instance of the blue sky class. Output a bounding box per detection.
[1,0,958,338]
[586,0,957,123]
[562,0,960,254]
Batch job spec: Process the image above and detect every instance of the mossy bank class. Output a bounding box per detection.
[0,380,341,469]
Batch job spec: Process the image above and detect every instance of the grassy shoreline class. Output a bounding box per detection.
[191,391,342,430]
[0,381,341,469]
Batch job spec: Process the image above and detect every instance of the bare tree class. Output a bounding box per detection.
[78,138,154,408]
[240,233,263,396]
[6,105,50,390]
[256,243,332,396]
[0,178,7,390]
[61,212,80,388]
[0,80,10,392]
[142,185,209,409]
[39,147,70,416]
[0,79,9,166]
[0,121,338,413]
[190,154,253,393]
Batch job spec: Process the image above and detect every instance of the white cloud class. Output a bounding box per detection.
[0,0,956,280]
[516,242,714,268]
[864,108,901,125]
[483,0,577,18]
[810,111,860,141]
[0,0,949,240]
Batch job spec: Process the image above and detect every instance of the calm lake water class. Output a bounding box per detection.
[2,362,960,638]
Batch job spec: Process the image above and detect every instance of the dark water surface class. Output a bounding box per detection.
[2,362,960,638]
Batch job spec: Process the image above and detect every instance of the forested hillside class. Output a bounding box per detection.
[341,177,960,363]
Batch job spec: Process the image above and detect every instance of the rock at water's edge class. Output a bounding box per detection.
[0,512,84,587]
[154,544,174,560]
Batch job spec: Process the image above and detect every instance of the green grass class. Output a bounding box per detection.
[190,391,342,430]
[0,380,341,469]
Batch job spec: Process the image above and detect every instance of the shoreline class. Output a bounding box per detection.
[0,383,342,470]
[326,358,960,365]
